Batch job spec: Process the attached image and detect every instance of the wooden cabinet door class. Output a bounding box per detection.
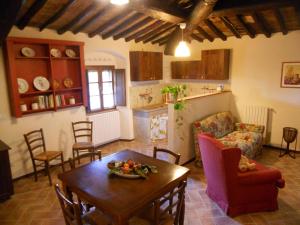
[171,61,202,79]
[171,61,186,79]
[151,52,163,80]
[202,49,230,80]
[188,61,203,79]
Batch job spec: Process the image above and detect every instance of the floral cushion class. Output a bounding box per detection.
[218,131,263,159]
[193,111,264,166]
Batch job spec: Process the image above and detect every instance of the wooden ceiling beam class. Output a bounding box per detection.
[16,0,47,29]
[204,19,227,41]
[113,17,154,40]
[251,12,271,38]
[164,0,219,55]
[143,25,176,43]
[294,3,300,26]
[125,20,164,42]
[152,34,172,44]
[129,0,186,24]
[73,4,113,34]
[196,27,214,42]
[88,8,132,38]
[102,13,144,40]
[220,16,241,38]
[191,34,203,42]
[273,9,288,35]
[159,40,168,46]
[57,3,95,35]
[235,15,256,38]
[212,0,300,17]
[0,0,23,44]
[135,23,173,43]
[39,0,75,31]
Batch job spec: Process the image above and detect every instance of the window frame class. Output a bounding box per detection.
[86,66,116,114]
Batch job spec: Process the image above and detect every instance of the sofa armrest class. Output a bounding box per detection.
[235,123,265,134]
[238,169,284,187]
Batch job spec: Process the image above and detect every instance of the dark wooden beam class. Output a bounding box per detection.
[220,16,241,38]
[135,23,172,43]
[294,3,300,26]
[273,9,288,35]
[102,13,144,40]
[251,12,271,38]
[191,34,203,42]
[152,34,171,44]
[143,25,176,43]
[212,0,300,17]
[196,27,214,42]
[57,3,95,35]
[159,40,168,46]
[0,0,23,43]
[88,8,132,38]
[204,19,227,40]
[129,0,186,24]
[113,17,154,40]
[16,0,47,29]
[73,4,113,34]
[39,0,75,31]
[164,0,219,55]
[125,20,164,42]
[235,15,256,38]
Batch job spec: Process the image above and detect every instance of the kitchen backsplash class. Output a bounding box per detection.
[129,82,230,108]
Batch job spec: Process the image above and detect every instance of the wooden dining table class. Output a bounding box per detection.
[58,149,190,225]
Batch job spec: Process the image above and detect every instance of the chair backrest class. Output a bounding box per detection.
[54,184,83,225]
[24,129,46,158]
[198,134,241,201]
[153,181,187,225]
[68,151,102,169]
[72,121,93,143]
[153,147,181,165]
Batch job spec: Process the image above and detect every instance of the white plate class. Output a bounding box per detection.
[65,49,76,58]
[111,171,141,179]
[33,76,50,91]
[50,48,62,58]
[17,78,29,94]
[21,47,36,57]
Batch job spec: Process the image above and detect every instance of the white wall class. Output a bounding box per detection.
[0,26,164,178]
[187,31,300,150]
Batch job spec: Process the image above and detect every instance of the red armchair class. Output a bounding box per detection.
[198,134,285,217]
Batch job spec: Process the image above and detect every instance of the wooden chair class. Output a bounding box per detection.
[68,151,101,170]
[129,181,187,225]
[54,184,111,225]
[153,147,181,165]
[72,121,97,164]
[24,128,64,186]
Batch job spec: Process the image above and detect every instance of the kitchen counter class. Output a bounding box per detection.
[132,103,167,113]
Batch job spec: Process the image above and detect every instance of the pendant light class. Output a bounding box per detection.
[110,0,129,5]
[175,23,191,57]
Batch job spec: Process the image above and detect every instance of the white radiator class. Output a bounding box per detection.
[88,110,120,145]
[240,105,269,138]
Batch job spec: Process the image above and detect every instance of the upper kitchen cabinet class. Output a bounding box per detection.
[171,61,203,79]
[130,51,163,81]
[201,49,230,80]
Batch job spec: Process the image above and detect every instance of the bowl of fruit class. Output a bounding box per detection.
[107,159,158,179]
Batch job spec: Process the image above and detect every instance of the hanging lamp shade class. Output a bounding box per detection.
[110,0,129,5]
[175,23,190,57]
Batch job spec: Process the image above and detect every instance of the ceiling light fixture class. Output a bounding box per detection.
[175,23,190,57]
[110,0,129,5]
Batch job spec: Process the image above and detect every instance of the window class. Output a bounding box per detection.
[86,66,115,112]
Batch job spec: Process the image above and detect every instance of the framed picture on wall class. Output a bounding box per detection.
[281,62,300,88]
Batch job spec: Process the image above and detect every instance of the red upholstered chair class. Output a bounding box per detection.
[198,134,285,217]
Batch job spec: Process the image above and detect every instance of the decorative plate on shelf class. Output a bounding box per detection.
[53,79,60,89]
[65,49,76,58]
[33,76,50,91]
[21,47,36,57]
[63,77,74,88]
[17,78,29,94]
[50,48,62,58]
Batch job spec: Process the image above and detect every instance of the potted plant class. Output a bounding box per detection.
[161,84,187,111]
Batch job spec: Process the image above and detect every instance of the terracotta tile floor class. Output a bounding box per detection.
[1,140,300,225]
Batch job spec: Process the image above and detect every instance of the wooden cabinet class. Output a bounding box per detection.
[130,51,162,81]
[0,140,13,202]
[4,37,87,118]
[171,61,203,79]
[201,49,230,80]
